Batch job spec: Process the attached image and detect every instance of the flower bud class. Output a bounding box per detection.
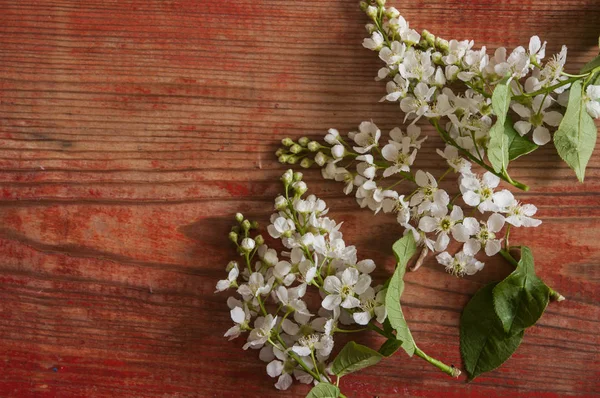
[278,154,290,164]
[231,225,240,233]
[293,171,303,182]
[254,235,264,246]
[241,219,251,231]
[365,23,377,34]
[385,6,400,18]
[235,212,244,223]
[432,51,443,65]
[282,230,293,238]
[359,1,368,12]
[376,0,386,6]
[226,261,238,272]
[286,155,300,164]
[298,137,309,147]
[289,143,303,154]
[228,231,238,242]
[422,29,436,47]
[436,37,449,53]
[366,5,378,19]
[241,238,256,252]
[418,38,429,49]
[274,195,287,210]
[315,152,328,166]
[331,144,345,159]
[275,148,286,157]
[281,169,294,185]
[307,141,321,152]
[292,181,307,195]
[300,158,314,168]
[250,220,259,229]
[281,137,294,147]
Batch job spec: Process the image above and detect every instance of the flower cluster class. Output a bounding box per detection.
[215,170,387,390]
[360,0,599,155]
[277,121,542,277]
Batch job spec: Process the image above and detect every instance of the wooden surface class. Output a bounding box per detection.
[1,1,599,397]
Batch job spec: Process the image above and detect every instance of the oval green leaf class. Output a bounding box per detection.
[553,80,597,182]
[460,282,524,381]
[331,341,383,377]
[385,233,417,356]
[306,382,340,398]
[492,247,550,335]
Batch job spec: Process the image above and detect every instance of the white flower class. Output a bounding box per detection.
[462,213,505,256]
[268,216,296,238]
[457,47,489,82]
[224,306,250,340]
[379,41,406,65]
[394,124,427,149]
[294,194,327,214]
[399,49,435,81]
[356,154,377,179]
[243,314,277,350]
[418,205,466,252]
[353,287,387,325]
[442,39,474,65]
[322,268,371,310]
[381,136,417,177]
[460,172,500,212]
[274,260,296,286]
[494,46,530,79]
[363,31,384,51]
[352,121,381,154]
[215,266,239,292]
[325,128,341,145]
[539,46,568,92]
[237,272,273,299]
[355,180,396,214]
[313,232,357,263]
[258,245,278,266]
[400,82,436,122]
[241,238,256,251]
[528,36,546,65]
[493,190,542,227]
[512,95,563,145]
[291,333,333,359]
[585,85,600,119]
[437,145,471,173]
[266,348,294,390]
[381,74,409,102]
[275,285,311,318]
[410,170,447,214]
[389,16,420,44]
[356,259,376,274]
[382,192,410,225]
[436,251,484,276]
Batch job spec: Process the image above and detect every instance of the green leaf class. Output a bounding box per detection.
[306,383,340,398]
[580,54,600,75]
[505,117,539,160]
[378,338,402,357]
[331,341,383,377]
[492,247,550,335]
[487,75,513,173]
[385,233,417,356]
[460,283,524,381]
[553,80,597,182]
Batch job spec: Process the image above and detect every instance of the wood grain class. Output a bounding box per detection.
[1,0,599,396]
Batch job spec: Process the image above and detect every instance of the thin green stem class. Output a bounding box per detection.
[335,327,368,333]
[414,347,461,378]
[366,323,460,377]
[513,76,580,100]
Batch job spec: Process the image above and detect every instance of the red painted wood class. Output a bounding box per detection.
[0,0,599,396]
